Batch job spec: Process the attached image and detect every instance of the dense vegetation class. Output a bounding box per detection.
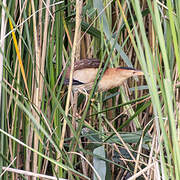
[0,0,179,179]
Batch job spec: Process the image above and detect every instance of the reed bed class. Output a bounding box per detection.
[0,0,179,179]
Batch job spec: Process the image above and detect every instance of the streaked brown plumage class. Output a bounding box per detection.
[64,59,144,92]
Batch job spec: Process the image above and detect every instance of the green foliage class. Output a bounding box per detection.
[0,0,179,179]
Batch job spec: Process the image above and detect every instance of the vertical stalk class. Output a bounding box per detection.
[0,0,7,107]
[59,0,83,149]
[0,0,7,175]
[30,0,40,178]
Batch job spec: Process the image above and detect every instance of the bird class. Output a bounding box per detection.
[64,58,144,92]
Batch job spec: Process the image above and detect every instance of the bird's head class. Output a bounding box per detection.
[117,67,144,78]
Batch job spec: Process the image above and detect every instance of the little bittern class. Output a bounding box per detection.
[64,59,144,92]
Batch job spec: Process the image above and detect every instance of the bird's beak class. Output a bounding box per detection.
[117,67,144,77]
[133,70,144,76]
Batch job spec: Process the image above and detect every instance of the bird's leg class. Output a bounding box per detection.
[97,92,104,133]
[78,88,89,115]
[77,87,89,97]
[71,91,78,138]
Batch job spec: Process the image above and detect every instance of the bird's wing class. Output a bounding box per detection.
[64,79,84,85]
[65,59,103,85]
[74,58,102,70]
